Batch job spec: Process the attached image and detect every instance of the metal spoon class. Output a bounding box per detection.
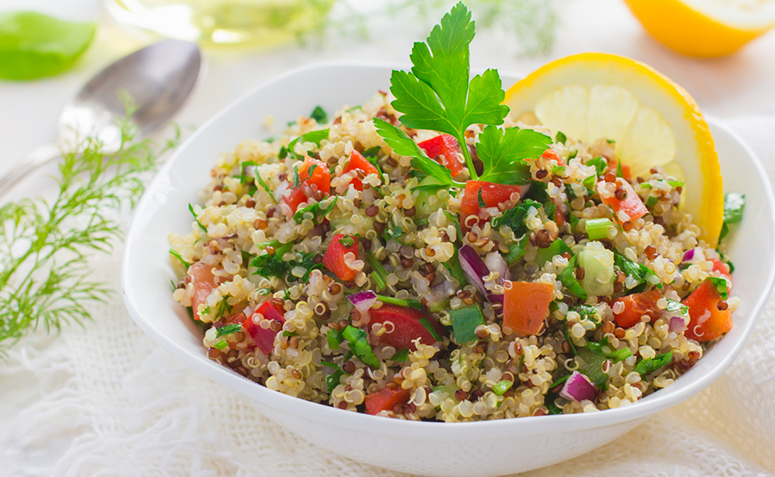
[0,39,203,196]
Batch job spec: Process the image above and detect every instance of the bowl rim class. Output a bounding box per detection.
[121,60,775,438]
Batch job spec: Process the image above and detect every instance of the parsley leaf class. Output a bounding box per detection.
[373,118,458,186]
[310,105,327,123]
[293,196,338,225]
[476,125,550,185]
[387,2,509,179]
[634,351,673,377]
[490,199,541,236]
[285,129,329,158]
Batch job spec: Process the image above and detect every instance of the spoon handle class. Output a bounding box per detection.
[0,143,61,197]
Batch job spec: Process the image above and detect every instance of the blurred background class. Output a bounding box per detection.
[1,0,774,176]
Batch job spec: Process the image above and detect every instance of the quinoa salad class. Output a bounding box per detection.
[168,4,741,421]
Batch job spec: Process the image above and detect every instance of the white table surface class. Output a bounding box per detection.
[2,0,775,475]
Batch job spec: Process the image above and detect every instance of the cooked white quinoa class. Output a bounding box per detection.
[169,92,738,421]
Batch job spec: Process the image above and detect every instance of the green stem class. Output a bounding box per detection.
[457,132,478,180]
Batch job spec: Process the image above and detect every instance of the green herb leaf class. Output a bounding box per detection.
[443,249,468,285]
[616,160,624,178]
[293,196,338,225]
[476,125,550,185]
[477,187,487,208]
[341,325,380,368]
[555,131,567,145]
[585,337,632,362]
[367,252,388,291]
[214,340,228,350]
[169,249,190,269]
[389,347,410,362]
[706,277,729,300]
[585,156,607,176]
[338,235,356,247]
[327,328,343,351]
[719,193,745,241]
[419,317,443,341]
[450,305,485,344]
[558,255,588,300]
[504,236,528,265]
[490,199,541,236]
[310,105,327,123]
[389,3,509,179]
[373,118,457,186]
[321,360,349,393]
[582,174,596,191]
[286,129,330,158]
[216,323,242,337]
[0,11,96,80]
[188,203,207,232]
[634,351,673,377]
[282,330,298,337]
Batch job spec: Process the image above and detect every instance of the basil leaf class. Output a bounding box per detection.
[0,11,96,80]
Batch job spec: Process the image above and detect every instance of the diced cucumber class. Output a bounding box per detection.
[576,245,614,296]
[415,176,449,217]
[450,305,485,344]
[329,216,375,234]
[535,238,573,267]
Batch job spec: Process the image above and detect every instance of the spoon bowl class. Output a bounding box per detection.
[0,39,202,196]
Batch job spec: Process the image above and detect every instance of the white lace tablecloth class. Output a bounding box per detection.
[2,0,775,475]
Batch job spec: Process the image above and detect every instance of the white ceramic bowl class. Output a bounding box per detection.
[121,62,775,476]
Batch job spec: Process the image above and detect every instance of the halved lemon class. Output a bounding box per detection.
[504,53,723,246]
[624,0,775,57]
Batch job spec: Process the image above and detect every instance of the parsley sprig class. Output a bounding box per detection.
[375,2,551,187]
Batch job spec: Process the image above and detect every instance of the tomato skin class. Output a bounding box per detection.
[368,303,445,351]
[342,150,379,191]
[322,233,359,281]
[190,262,216,321]
[418,134,465,178]
[542,148,564,166]
[242,300,286,355]
[711,258,732,281]
[460,181,528,230]
[684,279,733,342]
[282,157,331,212]
[503,281,555,336]
[597,178,648,224]
[612,290,663,328]
[365,387,411,415]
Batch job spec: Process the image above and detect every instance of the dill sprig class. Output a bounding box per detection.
[0,105,179,356]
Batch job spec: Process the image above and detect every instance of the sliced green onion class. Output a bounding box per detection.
[214,340,228,350]
[493,379,514,396]
[585,218,614,240]
[376,294,422,310]
[450,305,485,344]
[367,252,388,291]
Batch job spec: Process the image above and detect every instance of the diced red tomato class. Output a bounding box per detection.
[342,150,379,191]
[242,300,286,355]
[418,134,465,178]
[711,258,732,282]
[190,262,216,321]
[503,281,554,336]
[542,148,564,166]
[365,387,411,415]
[460,181,529,231]
[597,178,648,224]
[322,233,359,281]
[606,159,632,181]
[368,303,445,351]
[612,290,663,328]
[684,279,733,342]
[282,157,331,212]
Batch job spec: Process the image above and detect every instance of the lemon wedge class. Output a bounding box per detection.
[504,53,723,246]
[624,0,775,57]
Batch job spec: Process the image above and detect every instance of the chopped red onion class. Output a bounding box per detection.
[486,294,504,306]
[682,248,705,264]
[669,316,688,333]
[682,249,695,262]
[458,245,489,295]
[559,371,597,402]
[347,290,378,314]
[484,251,511,281]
